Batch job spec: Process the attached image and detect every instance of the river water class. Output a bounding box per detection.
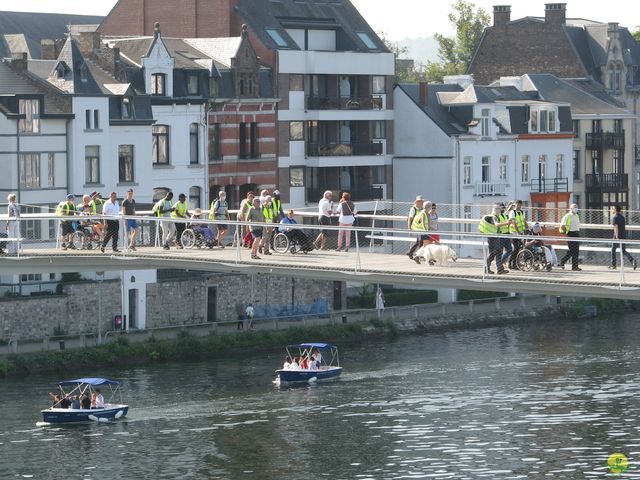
[2,313,640,479]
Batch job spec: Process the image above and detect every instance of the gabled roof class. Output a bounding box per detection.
[183,37,242,69]
[397,83,467,136]
[235,0,388,52]
[107,36,211,70]
[439,85,532,106]
[45,37,103,95]
[0,11,103,58]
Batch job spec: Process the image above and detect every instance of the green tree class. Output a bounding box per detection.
[424,0,490,82]
[633,27,640,42]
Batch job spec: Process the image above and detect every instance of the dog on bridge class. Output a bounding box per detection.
[414,244,458,266]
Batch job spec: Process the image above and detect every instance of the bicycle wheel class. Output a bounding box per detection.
[516,249,534,272]
[273,233,290,254]
[181,229,196,249]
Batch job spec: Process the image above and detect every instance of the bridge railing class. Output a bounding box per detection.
[2,210,640,289]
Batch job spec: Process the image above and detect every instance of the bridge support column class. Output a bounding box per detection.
[545,295,552,305]
[468,300,474,313]
[520,295,526,307]
[437,288,457,304]
[495,298,501,310]
[80,335,86,348]
[42,337,49,351]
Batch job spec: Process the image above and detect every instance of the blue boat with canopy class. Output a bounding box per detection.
[41,377,128,424]
[275,343,342,384]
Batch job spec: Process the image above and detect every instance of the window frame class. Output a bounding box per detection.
[151,73,166,96]
[555,153,564,179]
[521,155,530,183]
[189,123,199,165]
[573,150,580,180]
[84,145,100,184]
[499,155,508,181]
[118,144,135,183]
[48,153,55,188]
[463,156,472,186]
[152,125,170,165]
[481,156,490,183]
[19,153,40,188]
[18,98,40,134]
[186,72,199,95]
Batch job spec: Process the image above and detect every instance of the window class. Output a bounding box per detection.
[290,167,305,187]
[613,149,623,174]
[463,204,472,233]
[239,123,248,159]
[372,76,385,94]
[208,123,221,161]
[290,75,304,91]
[85,109,91,129]
[187,73,199,95]
[20,274,42,282]
[530,111,538,132]
[19,99,40,133]
[290,121,303,140]
[481,156,490,182]
[152,125,169,164]
[357,32,377,49]
[48,153,55,188]
[463,156,472,185]
[266,29,288,47]
[151,73,166,95]
[80,64,88,82]
[573,120,580,137]
[592,119,602,132]
[555,154,564,178]
[94,110,99,130]
[189,123,199,164]
[209,77,218,97]
[548,110,556,132]
[118,145,134,182]
[19,153,40,188]
[573,150,580,180]
[614,119,623,133]
[250,122,259,158]
[122,98,132,119]
[538,154,547,179]
[189,186,201,210]
[373,121,385,139]
[539,110,548,133]
[481,109,490,137]
[521,155,530,183]
[499,155,508,181]
[24,206,42,240]
[85,146,100,184]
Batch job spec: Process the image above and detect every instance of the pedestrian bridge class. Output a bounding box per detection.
[2,207,639,300]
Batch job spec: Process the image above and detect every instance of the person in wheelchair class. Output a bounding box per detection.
[520,222,557,271]
[277,210,314,253]
[189,208,216,247]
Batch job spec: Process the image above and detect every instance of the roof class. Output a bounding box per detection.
[438,85,533,106]
[107,36,211,70]
[183,37,242,69]
[58,377,120,386]
[235,0,388,52]
[525,73,633,116]
[0,11,103,58]
[398,83,467,136]
[45,37,104,95]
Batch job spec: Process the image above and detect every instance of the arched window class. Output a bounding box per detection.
[189,186,201,209]
[153,187,171,202]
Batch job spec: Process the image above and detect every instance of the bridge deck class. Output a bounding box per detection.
[6,246,638,300]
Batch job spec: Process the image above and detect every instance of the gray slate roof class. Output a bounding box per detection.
[0,11,103,58]
[398,83,467,136]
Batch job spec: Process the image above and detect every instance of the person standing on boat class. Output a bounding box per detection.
[94,389,105,409]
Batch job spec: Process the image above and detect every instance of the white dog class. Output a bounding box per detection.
[414,244,457,266]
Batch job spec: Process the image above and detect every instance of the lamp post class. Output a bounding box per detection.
[96,271,104,345]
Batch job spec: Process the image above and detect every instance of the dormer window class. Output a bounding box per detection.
[122,98,133,119]
[80,64,88,83]
[56,63,70,80]
[480,108,490,137]
[151,73,166,95]
[187,73,199,95]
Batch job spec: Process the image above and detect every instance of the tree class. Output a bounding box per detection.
[424,0,490,82]
[633,27,640,42]
[378,31,421,82]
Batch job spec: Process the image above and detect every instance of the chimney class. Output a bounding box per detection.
[608,22,620,40]
[10,52,28,72]
[545,3,566,26]
[493,5,511,28]
[41,39,56,60]
[78,31,101,57]
[419,80,428,107]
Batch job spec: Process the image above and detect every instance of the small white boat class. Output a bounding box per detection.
[276,343,342,384]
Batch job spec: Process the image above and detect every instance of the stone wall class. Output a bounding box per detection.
[0,274,334,341]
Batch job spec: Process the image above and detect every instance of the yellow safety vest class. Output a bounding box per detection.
[559,213,572,234]
[56,201,73,216]
[272,198,282,216]
[263,205,274,223]
[171,201,188,219]
[208,200,216,221]
[509,210,526,234]
[89,198,104,214]
[478,215,498,234]
[153,199,172,217]
[498,213,510,234]
[410,209,428,231]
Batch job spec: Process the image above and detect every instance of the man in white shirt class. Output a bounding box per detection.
[94,388,105,409]
[314,190,333,250]
[101,191,121,253]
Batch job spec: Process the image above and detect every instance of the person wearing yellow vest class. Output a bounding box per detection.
[497,202,514,268]
[261,195,275,255]
[171,193,190,249]
[406,195,428,261]
[56,194,76,250]
[152,191,175,250]
[479,204,510,274]
[508,200,528,269]
[271,190,285,222]
[559,203,582,271]
[211,190,230,248]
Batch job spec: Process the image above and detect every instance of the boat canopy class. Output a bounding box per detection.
[290,343,337,349]
[58,378,121,386]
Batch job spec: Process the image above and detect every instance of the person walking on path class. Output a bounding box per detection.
[498,202,513,269]
[101,191,120,253]
[6,193,20,255]
[246,304,255,329]
[171,193,190,249]
[56,194,76,250]
[336,192,357,252]
[247,197,265,259]
[375,286,385,319]
[479,205,510,275]
[406,195,427,260]
[610,205,637,270]
[153,192,175,250]
[314,190,333,250]
[211,190,230,248]
[508,200,527,269]
[559,203,582,271]
[121,188,138,250]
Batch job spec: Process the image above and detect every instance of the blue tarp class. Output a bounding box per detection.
[58,378,120,386]
[253,299,329,319]
[291,343,337,349]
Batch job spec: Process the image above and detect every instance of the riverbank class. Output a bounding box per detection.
[1,296,636,378]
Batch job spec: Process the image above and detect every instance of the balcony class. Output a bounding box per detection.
[586,173,629,192]
[306,185,385,203]
[529,177,569,193]
[306,95,384,111]
[307,142,384,157]
[585,131,625,150]
[474,182,507,197]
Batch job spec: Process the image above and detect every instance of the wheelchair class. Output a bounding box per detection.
[180,227,214,249]
[272,231,312,254]
[516,244,552,272]
[71,224,102,250]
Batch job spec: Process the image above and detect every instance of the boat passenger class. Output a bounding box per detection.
[70,396,80,410]
[299,356,308,369]
[308,358,318,371]
[94,388,105,409]
[59,396,71,409]
[283,356,292,369]
[48,392,61,407]
[81,394,91,410]
[290,357,300,369]
[313,349,323,367]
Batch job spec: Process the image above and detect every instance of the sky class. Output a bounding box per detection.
[0,0,637,40]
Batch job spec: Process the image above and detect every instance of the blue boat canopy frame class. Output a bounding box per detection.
[58,378,120,386]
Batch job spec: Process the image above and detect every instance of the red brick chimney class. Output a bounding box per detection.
[419,81,428,107]
[78,31,102,57]
[545,3,566,26]
[41,39,56,60]
[10,52,28,72]
[493,5,511,28]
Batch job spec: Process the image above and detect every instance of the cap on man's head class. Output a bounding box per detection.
[415,195,424,202]
[66,194,74,200]
[127,188,133,193]
[178,193,186,199]
[273,190,281,196]
[90,191,98,197]
[252,197,261,204]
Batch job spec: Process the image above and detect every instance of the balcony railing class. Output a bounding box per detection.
[585,131,625,150]
[306,95,384,110]
[529,177,569,193]
[474,182,507,197]
[586,173,629,192]
[307,142,384,157]
[306,186,385,203]
[635,145,640,162]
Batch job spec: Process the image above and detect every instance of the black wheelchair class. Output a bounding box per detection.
[180,226,215,249]
[516,242,552,272]
[272,229,314,254]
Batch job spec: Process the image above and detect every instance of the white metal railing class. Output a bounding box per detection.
[474,182,508,197]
